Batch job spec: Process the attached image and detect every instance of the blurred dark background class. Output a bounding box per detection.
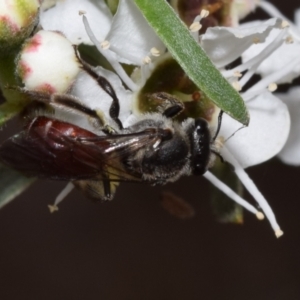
[1,1,300,299]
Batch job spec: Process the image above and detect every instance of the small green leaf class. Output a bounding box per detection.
[133,0,249,125]
[0,163,35,209]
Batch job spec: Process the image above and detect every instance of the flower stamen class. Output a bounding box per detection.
[285,35,294,44]
[281,20,290,29]
[232,81,242,91]
[268,82,277,92]
[48,205,59,213]
[259,1,300,41]
[150,47,160,57]
[143,56,151,64]
[200,9,210,19]
[233,70,242,78]
[100,40,110,50]
[253,37,261,44]
[222,147,283,237]
[82,15,138,91]
[189,22,202,33]
[204,171,265,218]
[190,9,210,40]
[223,27,288,90]
[244,55,300,99]
[256,212,265,220]
[48,182,74,213]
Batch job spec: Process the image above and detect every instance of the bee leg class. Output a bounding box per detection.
[212,110,224,141]
[48,96,117,135]
[146,92,184,118]
[73,179,118,201]
[49,93,108,128]
[73,46,123,130]
[102,177,113,201]
[102,124,118,135]
[14,87,111,132]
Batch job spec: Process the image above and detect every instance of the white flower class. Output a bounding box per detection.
[25,0,291,236]
[198,17,290,236]
[239,2,300,166]
[199,17,291,169]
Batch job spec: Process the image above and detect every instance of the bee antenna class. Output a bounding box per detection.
[212,110,224,141]
[224,125,245,143]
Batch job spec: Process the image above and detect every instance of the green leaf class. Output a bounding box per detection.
[133,0,249,125]
[0,163,35,209]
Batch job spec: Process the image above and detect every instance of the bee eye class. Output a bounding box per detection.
[194,118,208,135]
[192,118,211,175]
[161,129,173,141]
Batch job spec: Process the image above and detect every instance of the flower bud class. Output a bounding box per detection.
[0,0,40,50]
[17,30,80,93]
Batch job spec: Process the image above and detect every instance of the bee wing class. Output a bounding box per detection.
[0,117,159,182]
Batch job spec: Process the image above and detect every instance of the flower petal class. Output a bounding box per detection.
[220,91,290,168]
[40,0,112,45]
[277,87,300,165]
[106,0,165,65]
[201,18,282,68]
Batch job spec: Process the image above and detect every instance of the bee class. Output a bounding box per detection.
[0,53,222,202]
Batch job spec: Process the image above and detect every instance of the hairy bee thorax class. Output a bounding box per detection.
[123,115,212,185]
